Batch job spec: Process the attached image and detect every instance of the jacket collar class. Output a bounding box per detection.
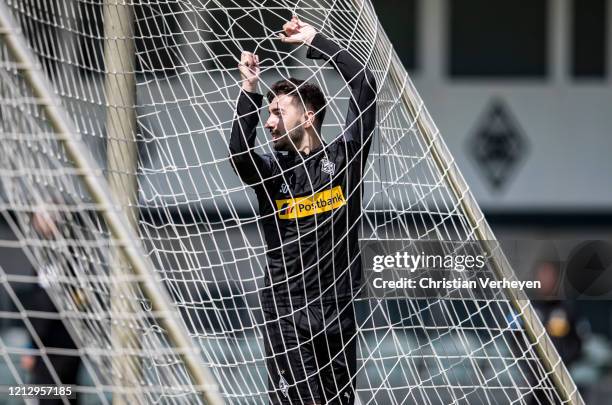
[289,142,326,158]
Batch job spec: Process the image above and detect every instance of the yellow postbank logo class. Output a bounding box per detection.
[276,185,346,219]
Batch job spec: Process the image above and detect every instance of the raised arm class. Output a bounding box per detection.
[309,34,376,152]
[229,51,275,186]
[280,18,377,149]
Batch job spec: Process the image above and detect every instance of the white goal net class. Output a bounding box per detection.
[0,0,582,404]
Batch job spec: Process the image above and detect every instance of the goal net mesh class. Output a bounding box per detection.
[0,0,578,404]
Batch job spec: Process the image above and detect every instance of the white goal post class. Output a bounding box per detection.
[0,1,222,403]
[0,0,583,404]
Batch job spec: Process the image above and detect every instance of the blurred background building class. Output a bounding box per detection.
[0,0,610,403]
[376,1,611,402]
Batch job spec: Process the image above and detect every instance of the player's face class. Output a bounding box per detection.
[265,95,305,151]
[536,262,559,296]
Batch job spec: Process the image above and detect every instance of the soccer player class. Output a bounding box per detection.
[229,16,376,404]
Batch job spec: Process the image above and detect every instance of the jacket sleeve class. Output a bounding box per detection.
[228,90,275,186]
[307,33,377,152]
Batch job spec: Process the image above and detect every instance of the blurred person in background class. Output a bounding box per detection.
[527,258,584,404]
[532,259,583,367]
[20,209,81,404]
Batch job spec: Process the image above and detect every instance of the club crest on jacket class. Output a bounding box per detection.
[321,158,335,175]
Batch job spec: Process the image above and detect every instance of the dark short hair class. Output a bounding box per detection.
[266,78,326,131]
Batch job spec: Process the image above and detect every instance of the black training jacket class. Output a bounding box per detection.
[229,33,377,308]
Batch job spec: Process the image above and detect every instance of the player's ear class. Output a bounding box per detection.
[303,110,315,129]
